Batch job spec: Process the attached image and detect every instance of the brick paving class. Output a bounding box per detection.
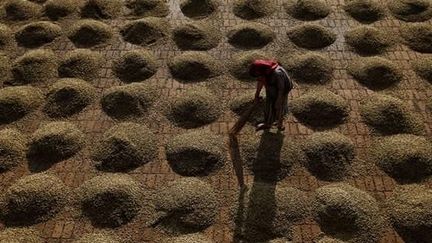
[0,0,431,242]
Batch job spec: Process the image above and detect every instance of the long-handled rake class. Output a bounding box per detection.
[229,98,262,136]
[228,99,262,187]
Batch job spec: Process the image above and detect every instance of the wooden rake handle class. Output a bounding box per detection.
[228,99,261,187]
[229,99,261,136]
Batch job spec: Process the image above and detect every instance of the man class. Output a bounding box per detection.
[249,59,293,131]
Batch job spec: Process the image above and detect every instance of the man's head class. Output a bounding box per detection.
[249,59,279,77]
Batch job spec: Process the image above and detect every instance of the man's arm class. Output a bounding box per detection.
[254,79,264,103]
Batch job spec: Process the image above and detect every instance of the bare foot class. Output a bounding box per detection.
[256,123,270,131]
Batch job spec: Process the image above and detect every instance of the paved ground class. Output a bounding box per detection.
[0,0,431,242]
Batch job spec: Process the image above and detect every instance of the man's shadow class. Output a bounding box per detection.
[233,130,284,242]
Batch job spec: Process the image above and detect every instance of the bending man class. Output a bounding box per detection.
[249,59,293,131]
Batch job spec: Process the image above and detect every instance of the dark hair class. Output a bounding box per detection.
[249,64,262,77]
